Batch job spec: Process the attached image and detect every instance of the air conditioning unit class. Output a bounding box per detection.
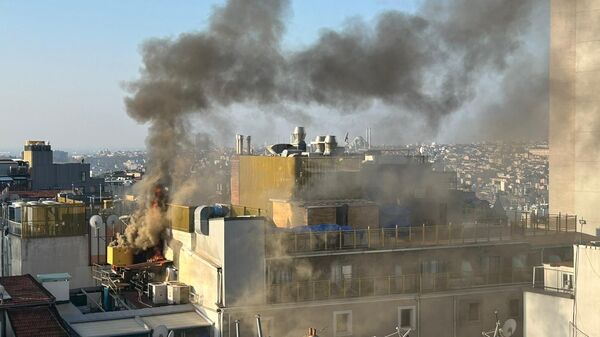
[149,282,167,305]
[167,282,190,304]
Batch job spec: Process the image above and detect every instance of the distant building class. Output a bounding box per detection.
[549,1,600,235]
[52,150,70,163]
[0,159,29,191]
[22,140,102,193]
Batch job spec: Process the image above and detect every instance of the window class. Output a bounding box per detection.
[398,306,416,330]
[562,273,574,290]
[468,302,480,321]
[269,266,292,284]
[509,299,520,318]
[331,263,352,284]
[342,265,352,280]
[334,311,352,336]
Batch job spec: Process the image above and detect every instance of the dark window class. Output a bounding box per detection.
[468,302,480,321]
[509,299,520,317]
[400,308,413,328]
[336,204,348,226]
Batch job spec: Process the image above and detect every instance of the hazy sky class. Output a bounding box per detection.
[0,0,422,153]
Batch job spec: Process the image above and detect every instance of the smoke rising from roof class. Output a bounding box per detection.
[125,0,545,140]
[123,0,546,248]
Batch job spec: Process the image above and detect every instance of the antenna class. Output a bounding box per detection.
[106,214,118,232]
[89,215,104,229]
[481,311,518,337]
[502,319,517,337]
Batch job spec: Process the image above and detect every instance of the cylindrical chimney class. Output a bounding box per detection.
[314,136,325,154]
[324,135,337,155]
[236,134,244,155]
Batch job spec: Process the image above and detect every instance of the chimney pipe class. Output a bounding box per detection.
[236,134,244,155]
[246,135,252,155]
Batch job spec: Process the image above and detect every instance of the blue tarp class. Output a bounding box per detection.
[291,224,353,232]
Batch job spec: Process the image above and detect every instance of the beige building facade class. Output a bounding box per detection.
[525,244,600,337]
[549,0,600,235]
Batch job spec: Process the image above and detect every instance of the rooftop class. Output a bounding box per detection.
[0,274,55,308]
[7,307,69,337]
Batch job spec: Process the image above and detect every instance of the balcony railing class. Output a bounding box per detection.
[267,270,531,303]
[267,214,578,256]
[5,219,87,238]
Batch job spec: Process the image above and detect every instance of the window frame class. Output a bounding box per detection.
[397,305,417,330]
[333,310,353,337]
[467,302,480,322]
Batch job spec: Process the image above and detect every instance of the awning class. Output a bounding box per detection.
[70,318,150,337]
[67,309,212,337]
[142,311,212,330]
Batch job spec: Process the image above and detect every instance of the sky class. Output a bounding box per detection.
[0,0,423,154]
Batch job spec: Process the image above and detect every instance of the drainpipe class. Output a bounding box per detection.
[453,296,457,337]
[256,315,264,337]
[217,267,223,307]
[235,320,241,337]
[417,295,421,337]
[218,309,223,337]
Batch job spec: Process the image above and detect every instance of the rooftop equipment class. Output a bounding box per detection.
[323,135,337,155]
[167,281,190,304]
[291,126,307,151]
[312,136,326,154]
[107,246,134,266]
[235,134,245,155]
[149,282,167,305]
[195,204,229,235]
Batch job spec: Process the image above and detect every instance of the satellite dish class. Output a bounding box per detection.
[153,325,169,337]
[89,215,104,229]
[502,319,517,337]
[106,214,118,227]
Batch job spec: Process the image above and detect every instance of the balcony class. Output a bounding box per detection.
[266,214,579,256]
[267,270,531,303]
[532,264,574,295]
[5,218,87,238]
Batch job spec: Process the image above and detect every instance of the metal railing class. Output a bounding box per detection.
[267,215,578,255]
[230,205,267,217]
[5,218,87,238]
[267,270,531,303]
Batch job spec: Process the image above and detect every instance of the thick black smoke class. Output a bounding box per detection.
[123,0,544,237]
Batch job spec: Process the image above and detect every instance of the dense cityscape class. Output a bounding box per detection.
[1,1,599,337]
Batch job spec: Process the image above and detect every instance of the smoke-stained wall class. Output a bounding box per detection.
[549,0,600,235]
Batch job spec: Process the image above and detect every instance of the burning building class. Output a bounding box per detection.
[150,127,592,337]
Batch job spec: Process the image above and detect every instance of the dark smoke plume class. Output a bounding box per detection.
[123,0,543,248]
